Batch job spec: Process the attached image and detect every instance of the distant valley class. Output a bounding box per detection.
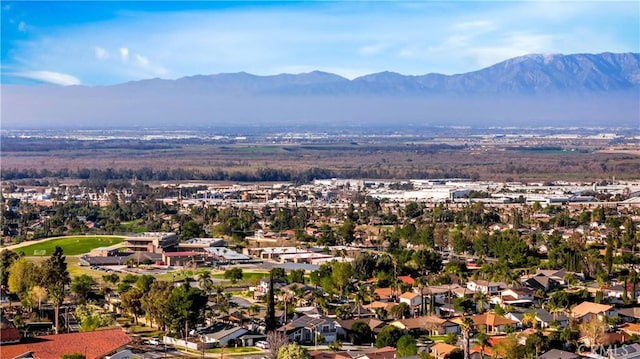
[2,52,639,129]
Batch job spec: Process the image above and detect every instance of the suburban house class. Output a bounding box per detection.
[505,309,568,329]
[466,280,503,296]
[459,313,518,334]
[336,318,386,338]
[492,287,535,306]
[278,315,338,343]
[571,301,618,322]
[203,326,248,346]
[0,328,132,359]
[430,342,459,359]
[399,291,422,308]
[389,315,459,335]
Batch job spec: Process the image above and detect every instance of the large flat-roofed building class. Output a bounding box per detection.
[178,237,226,252]
[124,232,178,253]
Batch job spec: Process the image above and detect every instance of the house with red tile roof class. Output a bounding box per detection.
[0,328,131,359]
[398,275,415,286]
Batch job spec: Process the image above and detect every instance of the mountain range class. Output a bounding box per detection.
[3,52,639,129]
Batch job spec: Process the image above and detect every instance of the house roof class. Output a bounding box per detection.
[539,349,580,359]
[430,342,458,356]
[618,307,640,319]
[398,276,415,285]
[337,318,385,332]
[390,316,449,330]
[0,328,131,359]
[399,292,420,300]
[278,315,333,333]
[205,326,248,341]
[621,323,640,335]
[571,301,614,318]
[373,288,393,299]
[464,313,517,327]
[0,327,20,344]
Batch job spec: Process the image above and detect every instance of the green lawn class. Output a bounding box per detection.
[17,236,124,257]
[119,220,147,233]
[211,271,269,281]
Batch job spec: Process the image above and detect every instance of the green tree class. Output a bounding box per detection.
[164,283,208,337]
[141,280,173,329]
[277,342,310,359]
[290,269,305,284]
[265,274,277,332]
[460,317,474,359]
[70,274,96,304]
[120,287,144,325]
[375,325,403,348]
[7,257,36,300]
[180,220,204,240]
[0,249,19,288]
[224,267,243,284]
[42,246,70,334]
[349,321,373,345]
[397,334,418,357]
[475,326,490,359]
[135,274,156,293]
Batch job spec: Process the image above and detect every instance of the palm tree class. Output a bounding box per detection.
[460,316,474,359]
[415,276,428,316]
[199,270,214,295]
[474,325,490,359]
[522,312,538,329]
[474,291,488,314]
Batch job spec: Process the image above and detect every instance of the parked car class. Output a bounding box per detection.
[256,341,270,349]
[146,337,161,346]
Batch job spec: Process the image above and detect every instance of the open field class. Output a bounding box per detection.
[14,236,124,257]
[2,139,640,182]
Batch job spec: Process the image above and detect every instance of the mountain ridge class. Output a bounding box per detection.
[2,52,639,129]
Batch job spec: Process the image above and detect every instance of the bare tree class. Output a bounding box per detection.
[266,330,289,359]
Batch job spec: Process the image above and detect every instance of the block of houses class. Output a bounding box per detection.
[571,301,617,322]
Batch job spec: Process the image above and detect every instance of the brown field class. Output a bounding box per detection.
[2,141,639,182]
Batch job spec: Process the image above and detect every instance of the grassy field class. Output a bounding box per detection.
[211,271,269,282]
[17,236,124,257]
[119,219,147,233]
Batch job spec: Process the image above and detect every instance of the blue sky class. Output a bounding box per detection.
[1,1,639,86]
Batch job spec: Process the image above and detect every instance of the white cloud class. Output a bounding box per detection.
[133,53,168,76]
[10,70,81,85]
[3,2,637,84]
[95,47,108,60]
[119,47,129,62]
[18,21,27,32]
[358,42,390,56]
[451,20,494,31]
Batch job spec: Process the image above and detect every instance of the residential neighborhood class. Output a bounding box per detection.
[1,177,640,359]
